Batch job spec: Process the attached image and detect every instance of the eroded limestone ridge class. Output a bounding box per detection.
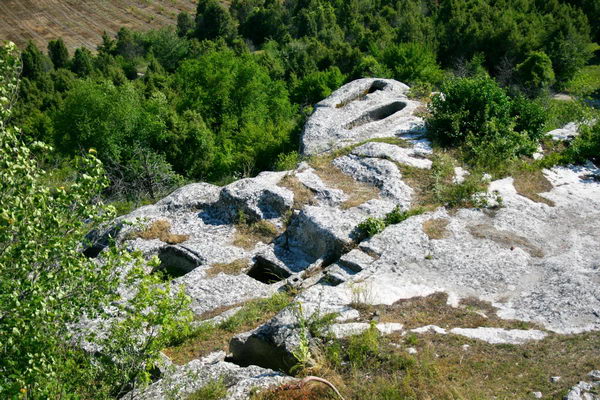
[301,78,425,156]
[89,79,600,399]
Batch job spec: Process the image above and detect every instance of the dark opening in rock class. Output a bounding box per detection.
[155,246,201,279]
[247,258,291,284]
[343,101,407,130]
[366,80,387,94]
[336,80,388,108]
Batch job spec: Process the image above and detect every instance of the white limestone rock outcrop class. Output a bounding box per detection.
[564,371,600,400]
[230,162,600,371]
[351,141,432,169]
[123,352,293,400]
[88,79,600,399]
[301,78,425,156]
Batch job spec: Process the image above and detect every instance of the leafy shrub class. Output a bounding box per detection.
[274,151,300,171]
[358,217,386,237]
[516,51,555,96]
[352,55,391,79]
[427,77,546,168]
[381,43,444,86]
[565,121,600,163]
[291,66,345,105]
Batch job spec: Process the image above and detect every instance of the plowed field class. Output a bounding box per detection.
[0,0,197,52]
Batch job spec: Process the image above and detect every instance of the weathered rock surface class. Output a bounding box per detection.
[407,325,547,344]
[229,161,600,371]
[218,172,293,221]
[564,371,600,400]
[301,78,425,156]
[549,122,580,141]
[332,155,413,205]
[448,327,547,344]
[351,141,432,169]
[328,322,404,338]
[123,352,293,400]
[95,79,600,399]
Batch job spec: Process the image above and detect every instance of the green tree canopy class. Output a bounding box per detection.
[48,38,70,69]
[175,47,298,178]
[0,41,192,398]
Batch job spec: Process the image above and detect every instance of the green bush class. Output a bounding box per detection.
[427,77,546,168]
[358,217,386,237]
[516,51,555,95]
[274,151,300,171]
[565,121,600,163]
[381,43,444,86]
[291,66,345,105]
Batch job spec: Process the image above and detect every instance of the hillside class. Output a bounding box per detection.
[0,0,196,52]
[95,79,600,400]
[1,0,600,397]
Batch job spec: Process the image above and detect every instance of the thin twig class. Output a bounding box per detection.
[300,376,346,400]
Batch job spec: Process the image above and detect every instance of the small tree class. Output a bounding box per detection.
[48,38,70,69]
[516,51,555,96]
[71,47,94,77]
[177,12,195,37]
[381,43,444,86]
[195,0,237,41]
[21,41,50,79]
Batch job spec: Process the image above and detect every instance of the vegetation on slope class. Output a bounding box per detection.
[1,0,600,397]
[7,0,599,210]
[0,41,193,399]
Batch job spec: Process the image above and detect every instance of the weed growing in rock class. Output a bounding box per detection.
[384,206,424,225]
[186,378,228,400]
[291,303,313,374]
[357,217,386,237]
[358,206,426,238]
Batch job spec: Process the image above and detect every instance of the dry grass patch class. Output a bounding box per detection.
[378,292,538,330]
[255,292,600,400]
[512,169,555,206]
[205,259,250,278]
[385,331,600,400]
[256,330,600,400]
[278,174,317,209]
[422,218,449,240]
[253,382,337,400]
[467,223,544,258]
[310,156,380,209]
[132,219,189,244]
[396,163,435,205]
[233,220,280,249]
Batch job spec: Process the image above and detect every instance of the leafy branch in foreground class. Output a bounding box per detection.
[0,41,192,399]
